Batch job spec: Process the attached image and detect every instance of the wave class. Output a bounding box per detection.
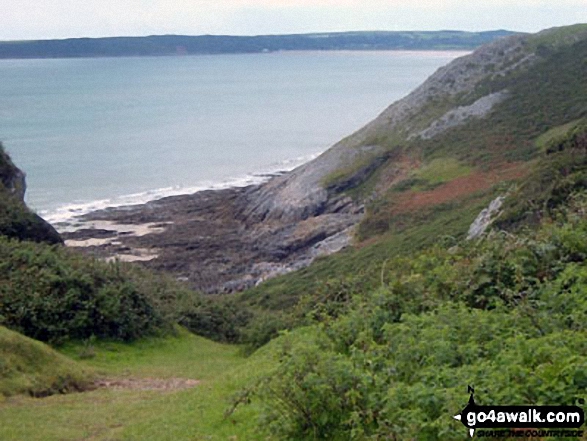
[40,151,321,229]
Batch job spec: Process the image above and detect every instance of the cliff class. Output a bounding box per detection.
[0,144,62,244]
[243,25,587,223]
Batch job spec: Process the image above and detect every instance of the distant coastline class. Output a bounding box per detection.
[0,30,518,59]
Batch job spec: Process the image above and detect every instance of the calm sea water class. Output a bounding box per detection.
[0,51,466,225]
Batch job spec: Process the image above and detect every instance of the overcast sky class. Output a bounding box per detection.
[0,0,585,40]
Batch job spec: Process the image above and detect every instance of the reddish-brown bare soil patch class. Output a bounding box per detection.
[391,162,528,214]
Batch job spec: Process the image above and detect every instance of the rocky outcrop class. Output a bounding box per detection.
[414,92,508,140]
[240,145,380,223]
[0,146,62,244]
[467,196,505,240]
[0,146,26,200]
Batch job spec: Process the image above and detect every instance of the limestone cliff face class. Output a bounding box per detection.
[241,26,586,224]
[0,145,62,244]
[242,34,527,222]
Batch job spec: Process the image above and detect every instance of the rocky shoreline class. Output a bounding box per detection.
[61,181,362,293]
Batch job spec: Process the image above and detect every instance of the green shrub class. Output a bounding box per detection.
[0,237,169,343]
[255,301,587,440]
[238,190,587,440]
[498,123,587,229]
[177,295,253,343]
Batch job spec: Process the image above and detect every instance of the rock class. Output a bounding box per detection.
[414,92,508,140]
[62,184,360,293]
[0,147,63,244]
[240,144,378,223]
[467,196,505,240]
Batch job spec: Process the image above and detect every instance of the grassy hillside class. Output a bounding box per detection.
[0,326,93,398]
[227,25,587,342]
[230,124,587,440]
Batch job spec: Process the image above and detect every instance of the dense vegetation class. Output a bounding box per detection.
[0,237,170,342]
[0,233,258,344]
[231,125,587,439]
[0,31,515,59]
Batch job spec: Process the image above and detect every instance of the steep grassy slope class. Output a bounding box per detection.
[242,26,586,225]
[231,25,587,337]
[232,123,587,440]
[0,326,93,398]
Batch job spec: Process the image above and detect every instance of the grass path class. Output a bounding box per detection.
[0,329,272,441]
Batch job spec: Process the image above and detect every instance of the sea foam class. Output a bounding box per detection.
[42,152,320,229]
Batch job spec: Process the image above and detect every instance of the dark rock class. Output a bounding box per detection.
[0,146,63,244]
[65,179,360,293]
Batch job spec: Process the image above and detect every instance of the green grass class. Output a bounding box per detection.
[534,118,586,151]
[0,329,275,441]
[527,23,587,50]
[0,326,93,398]
[390,157,473,192]
[415,158,471,184]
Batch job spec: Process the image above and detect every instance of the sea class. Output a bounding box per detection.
[0,50,467,227]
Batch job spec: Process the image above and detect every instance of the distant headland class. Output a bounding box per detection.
[0,30,518,59]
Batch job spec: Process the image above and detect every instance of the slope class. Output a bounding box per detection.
[231,24,587,343]
[0,326,93,398]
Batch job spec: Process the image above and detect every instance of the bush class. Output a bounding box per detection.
[0,237,169,343]
[239,191,587,440]
[255,300,587,440]
[177,295,253,343]
[497,122,587,230]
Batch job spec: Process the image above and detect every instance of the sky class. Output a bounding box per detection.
[0,0,585,40]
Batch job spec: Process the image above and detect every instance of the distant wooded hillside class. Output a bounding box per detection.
[0,30,517,59]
